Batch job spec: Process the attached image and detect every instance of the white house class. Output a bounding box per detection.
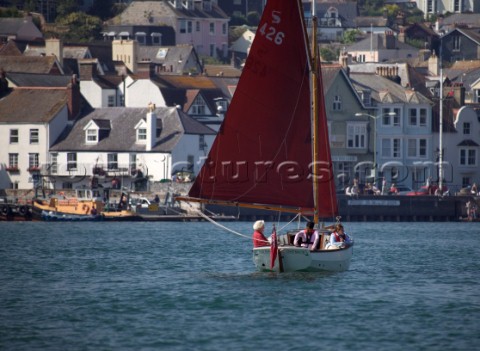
[47,106,216,191]
[0,88,69,190]
[438,105,480,191]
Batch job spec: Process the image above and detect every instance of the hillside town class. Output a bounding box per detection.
[0,0,479,214]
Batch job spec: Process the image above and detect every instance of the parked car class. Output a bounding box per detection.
[392,185,413,195]
[406,185,449,196]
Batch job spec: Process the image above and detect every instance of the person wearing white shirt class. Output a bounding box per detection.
[293,221,320,251]
[326,224,352,250]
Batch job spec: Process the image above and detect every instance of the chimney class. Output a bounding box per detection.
[45,38,63,67]
[146,103,157,152]
[384,31,395,49]
[339,50,351,76]
[112,39,138,74]
[428,52,439,76]
[136,60,155,79]
[418,49,431,62]
[398,28,405,43]
[452,83,465,106]
[67,75,81,120]
[78,60,97,80]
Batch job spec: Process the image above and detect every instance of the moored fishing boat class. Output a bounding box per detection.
[178,0,353,272]
[32,189,103,221]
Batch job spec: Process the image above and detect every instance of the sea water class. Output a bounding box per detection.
[0,221,479,351]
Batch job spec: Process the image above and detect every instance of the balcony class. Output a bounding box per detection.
[27,166,41,172]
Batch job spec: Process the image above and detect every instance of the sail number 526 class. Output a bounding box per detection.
[258,22,285,45]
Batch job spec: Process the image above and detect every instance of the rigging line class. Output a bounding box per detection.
[195,210,254,241]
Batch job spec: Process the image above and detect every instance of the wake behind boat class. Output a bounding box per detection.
[178,0,353,273]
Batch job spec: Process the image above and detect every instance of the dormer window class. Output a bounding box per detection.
[137,128,147,142]
[86,129,98,143]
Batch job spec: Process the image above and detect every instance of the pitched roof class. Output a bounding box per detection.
[108,0,228,26]
[0,88,67,123]
[349,72,431,105]
[6,72,73,87]
[0,40,22,56]
[0,56,61,74]
[50,107,215,153]
[441,14,480,28]
[316,1,358,28]
[347,33,418,51]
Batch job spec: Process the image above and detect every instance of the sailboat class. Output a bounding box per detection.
[178,0,353,272]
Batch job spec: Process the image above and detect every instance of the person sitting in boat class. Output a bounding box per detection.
[90,205,97,215]
[252,220,269,248]
[293,221,320,251]
[326,224,351,250]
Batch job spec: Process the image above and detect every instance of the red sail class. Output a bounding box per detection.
[189,0,337,217]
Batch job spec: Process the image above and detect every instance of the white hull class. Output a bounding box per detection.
[252,244,353,272]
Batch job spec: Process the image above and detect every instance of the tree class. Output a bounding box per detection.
[342,29,360,44]
[56,0,80,18]
[55,12,102,42]
[246,11,260,26]
[320,47,337,62]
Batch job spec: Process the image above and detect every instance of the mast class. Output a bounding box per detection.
[311,15,320,224]
[439,45,443,192]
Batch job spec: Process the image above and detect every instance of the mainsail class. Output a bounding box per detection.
[188,0,337,218]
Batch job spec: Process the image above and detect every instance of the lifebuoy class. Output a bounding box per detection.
[1,206,7,215]
[19,206,27,215]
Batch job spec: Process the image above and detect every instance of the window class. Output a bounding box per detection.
[407,139,427,158]
[454,0,460,11]
[333,95,342,111]
[8,153,18,170]
[462,177,470,188]
[108,153,118,170]
[475,89,480,103]
[408,108,427,126]
[222,23,227,35]
[30,129,39,144]
[137,128,147,142]
[67,153,77,171]
[191,95,206,115]
[419,108,427,127]
[10,129,18,143]
[187,21,192,33]
[196,21,200,32]
[453,36,461,51]
[382,138,401,158]
[460,149,476,166]
[62,182,73,189]
[463,122,471,135]
[180,20,187,34]
[360,90,371,106]
[427,0,433,12]
[50,153,58,174]
[86,129,98,143]
[199,135,206,151]
[409,109,417,126]
[29,153,39,170]
[382,108,401,126]
[209,23,215,35]
[347,123,367,149]
[108,95,115,107]
[210,44,215,57]
[130,154,137,171]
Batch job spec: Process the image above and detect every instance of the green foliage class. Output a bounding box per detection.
[320,47,337,62]
[55,12,102,42]
[246,11,260,26]
[200,55,223,65]
[0,7,21,18]
[56,0,80,18]
[230,13,248,26]
[342,29,360,44]
[229,26,248,44]
[89,0,115,21]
